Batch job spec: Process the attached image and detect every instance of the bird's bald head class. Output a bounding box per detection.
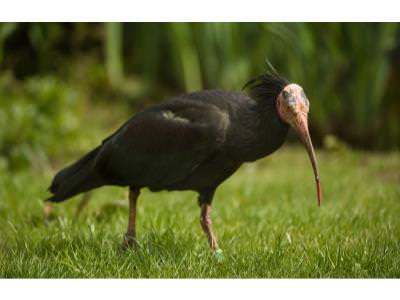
[276,83,310,126]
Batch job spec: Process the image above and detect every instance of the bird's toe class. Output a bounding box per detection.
[120,235,139,251]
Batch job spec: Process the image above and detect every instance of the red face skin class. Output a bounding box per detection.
[276,83,322,206]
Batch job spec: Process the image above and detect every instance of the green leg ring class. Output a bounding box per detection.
[213,248,224,262]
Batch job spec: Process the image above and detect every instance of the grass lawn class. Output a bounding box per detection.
[0,147,399,278]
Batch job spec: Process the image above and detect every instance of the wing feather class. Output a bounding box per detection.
[95,99,230,189]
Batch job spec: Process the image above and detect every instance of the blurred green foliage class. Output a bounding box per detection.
[0,73,87,169]
[0,23,399,171]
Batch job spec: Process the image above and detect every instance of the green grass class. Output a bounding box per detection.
[0,147,399,278]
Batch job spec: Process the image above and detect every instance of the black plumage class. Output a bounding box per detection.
[49,74,289,203]
[47,72,319,254]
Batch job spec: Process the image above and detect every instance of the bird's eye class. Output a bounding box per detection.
[282,90,289,99]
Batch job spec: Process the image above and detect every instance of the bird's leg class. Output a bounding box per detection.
[200,203,220,251]
[198,190,222,255]
[75,192,92,217]
[123,187,140,248]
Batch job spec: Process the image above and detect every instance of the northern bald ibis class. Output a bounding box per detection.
[47,71,322,256]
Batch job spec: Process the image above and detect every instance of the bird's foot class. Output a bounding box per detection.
[120,235,138,251]
[213,248,224,262]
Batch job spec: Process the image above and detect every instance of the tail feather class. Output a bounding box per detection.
[48,146,104,202]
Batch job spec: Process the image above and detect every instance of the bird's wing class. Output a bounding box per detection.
[95,100,230,188]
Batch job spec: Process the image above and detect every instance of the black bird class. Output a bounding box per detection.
[47,71,322,256]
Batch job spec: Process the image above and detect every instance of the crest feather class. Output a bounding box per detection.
[243,62,290,105]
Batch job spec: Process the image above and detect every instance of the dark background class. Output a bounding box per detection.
[0,23,399,170]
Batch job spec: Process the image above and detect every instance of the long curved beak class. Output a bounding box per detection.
[292,113,322,206]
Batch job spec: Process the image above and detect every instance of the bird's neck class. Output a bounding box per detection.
[228,99,289,162]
